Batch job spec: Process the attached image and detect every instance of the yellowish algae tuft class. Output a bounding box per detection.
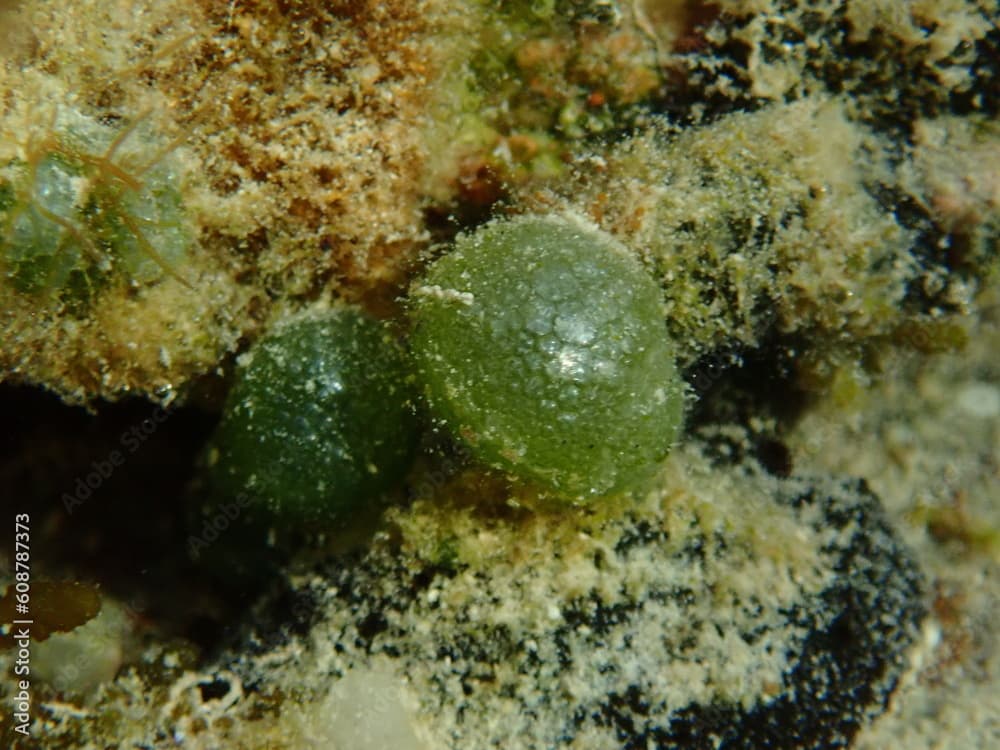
[557,97,914,362]
[528,90,995,396]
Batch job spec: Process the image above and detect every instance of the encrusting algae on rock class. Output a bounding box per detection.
[0,0,457,403]
[550,97,919,363]
[1,0,994,404]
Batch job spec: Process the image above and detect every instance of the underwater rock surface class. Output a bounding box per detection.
[224,443,925,750]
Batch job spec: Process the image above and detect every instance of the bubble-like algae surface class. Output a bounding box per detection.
[208,306,418,523]
[410,214,684,500]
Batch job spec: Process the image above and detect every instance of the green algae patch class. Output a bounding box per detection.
[0,110,193,304]
[409,214,684,501]
[208,307,418,524]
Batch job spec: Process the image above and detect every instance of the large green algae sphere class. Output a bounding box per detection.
[209,307,418,523]
[409,214,684,501]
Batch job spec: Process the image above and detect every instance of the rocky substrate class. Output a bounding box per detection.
[215,442,926,750]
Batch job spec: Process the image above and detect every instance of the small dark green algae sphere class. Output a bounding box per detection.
[208,307,418,523]
[409,214,684,501]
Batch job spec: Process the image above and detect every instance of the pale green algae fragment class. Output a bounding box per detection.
[409,213,684,501]
[208,307,418,523]
[0,108,192,302]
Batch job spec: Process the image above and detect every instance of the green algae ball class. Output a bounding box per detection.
[409,214,684,501]
[208,307,418,523]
